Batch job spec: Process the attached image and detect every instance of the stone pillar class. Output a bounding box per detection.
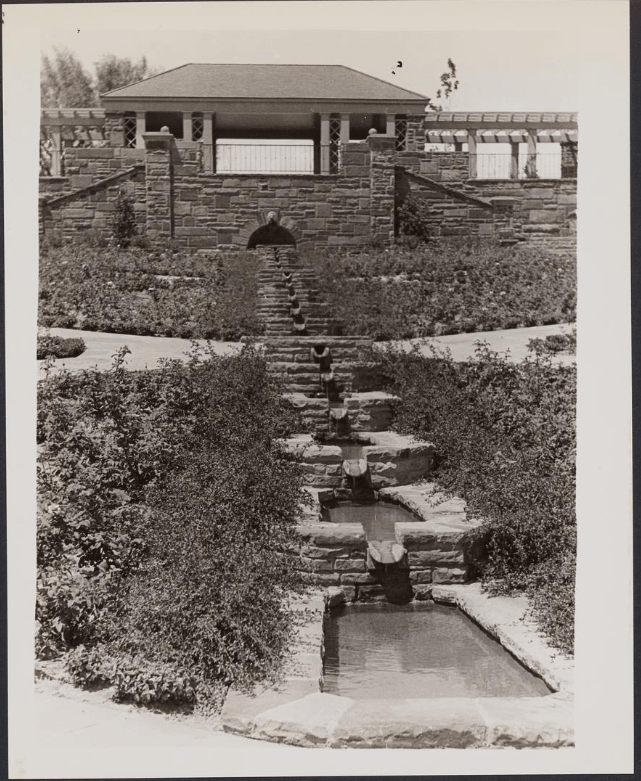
[202,113,214,172]
[525,130,537,178]
[510,142,520,179]
[561,140,578,178]
[405,115,425,152]
[320,113,331,174]
[105,111,124,147]
[182,112,193,142]
[51,129,62,176]
[143,131,174,241]
[468,130,478,178]
[368,134,396,246]
[135,111,146,149]
[386,114,396,136]
[340,113,350,144]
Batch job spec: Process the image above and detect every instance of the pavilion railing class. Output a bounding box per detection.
[213,144,336,175]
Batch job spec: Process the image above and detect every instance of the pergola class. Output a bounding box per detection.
[423,111,578,178]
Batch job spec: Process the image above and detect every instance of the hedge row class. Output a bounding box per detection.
[37,335,86,360]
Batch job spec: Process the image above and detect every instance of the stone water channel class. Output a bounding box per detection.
[222,245,574,748]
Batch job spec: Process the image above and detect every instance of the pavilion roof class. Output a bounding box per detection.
[101,64,429,103]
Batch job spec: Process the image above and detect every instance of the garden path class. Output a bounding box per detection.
[25,677,303,771]
[381,323,575,365]
[41,322,575,376]
[39,327,241,374]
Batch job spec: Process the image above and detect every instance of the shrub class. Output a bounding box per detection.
[111,190,138,249]
[304,240,576,340]
[37,335,86,360]
[397,194,431,243]
[377,342,576,654]
[37,345,305,710]
[528,329,576,356]
[38,244,263,340]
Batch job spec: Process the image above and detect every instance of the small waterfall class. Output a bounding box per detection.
[367,540,412,604]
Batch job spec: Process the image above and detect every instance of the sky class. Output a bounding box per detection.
[35,1,581,112]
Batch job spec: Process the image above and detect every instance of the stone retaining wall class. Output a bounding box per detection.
[39,133,576,251]
[297,482,483,598]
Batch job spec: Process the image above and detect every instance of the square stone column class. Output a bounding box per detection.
[386,114,396,136]
[467,130,478,178]
[202,113,215,172]
[525,130,538,178]
[340,114,350,144]
[510,142,520,179]
[320,113,331,174]
[143,131,175,241]
[182,112,193,142]
[368,133,396,246]
[135,111,146,149]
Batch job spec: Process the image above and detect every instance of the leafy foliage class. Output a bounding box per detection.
[41,48,96,108]
[377,342,576,654]
[111,191,138,249]
[37,346,305,709]
[38,244,263,340]
[528,328,576,356]
[397,194,432,244]
[304,240,576,340]
[37,335,86,360]
[95,55,158,96]
[41,48,160,107]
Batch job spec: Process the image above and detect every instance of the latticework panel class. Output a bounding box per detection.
[124,114,137,148]
[329,117,341,173]
[395,118,408,151]
[192,113,204,142]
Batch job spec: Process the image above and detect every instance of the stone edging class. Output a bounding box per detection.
[220,583,574,748]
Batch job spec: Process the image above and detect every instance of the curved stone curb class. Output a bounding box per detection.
[220,584,574,748]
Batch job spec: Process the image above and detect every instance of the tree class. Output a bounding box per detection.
[41,48,96,108]
[426,58,459,112]
[95,55,158,96]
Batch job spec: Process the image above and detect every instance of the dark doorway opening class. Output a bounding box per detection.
[247,223,296,248]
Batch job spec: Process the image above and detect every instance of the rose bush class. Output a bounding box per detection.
[38,244,263,340]
[304,240,576,340]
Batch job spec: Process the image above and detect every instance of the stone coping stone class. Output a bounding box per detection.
[379,481,470,520]
[282,431,434,463]
[220,583,574,748]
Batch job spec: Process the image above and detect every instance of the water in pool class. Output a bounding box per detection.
[321,501,418,541]
[323,602,551,699]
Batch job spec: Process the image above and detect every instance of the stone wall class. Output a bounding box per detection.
[169,141,372,251]
[39,131,576,251]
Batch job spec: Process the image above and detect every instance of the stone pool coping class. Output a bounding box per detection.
[220,583,574,749]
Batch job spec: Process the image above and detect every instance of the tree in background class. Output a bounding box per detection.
[426,58,459,112]
[41,48,96,108]
[95,54,157,96]
[41,48,160,107]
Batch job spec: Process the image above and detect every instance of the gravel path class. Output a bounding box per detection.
[38,323,574,376]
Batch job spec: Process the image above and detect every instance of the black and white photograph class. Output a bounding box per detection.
[5,0,632,776]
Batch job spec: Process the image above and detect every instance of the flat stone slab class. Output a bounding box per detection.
[220,584,574,748]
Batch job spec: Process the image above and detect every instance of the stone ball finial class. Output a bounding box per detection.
[160,126,170,133]
[267,210,279,224]
[368,128,378,136]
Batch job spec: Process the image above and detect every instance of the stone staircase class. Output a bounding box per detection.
[253,246,392,427]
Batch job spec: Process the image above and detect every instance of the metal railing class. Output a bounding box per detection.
[215,143,325,174]
[472,151,563,180]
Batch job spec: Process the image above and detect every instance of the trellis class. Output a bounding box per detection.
[40,108,108,176]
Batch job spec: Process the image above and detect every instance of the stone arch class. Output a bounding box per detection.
[237,211,302,248]
[247,223,297,249]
